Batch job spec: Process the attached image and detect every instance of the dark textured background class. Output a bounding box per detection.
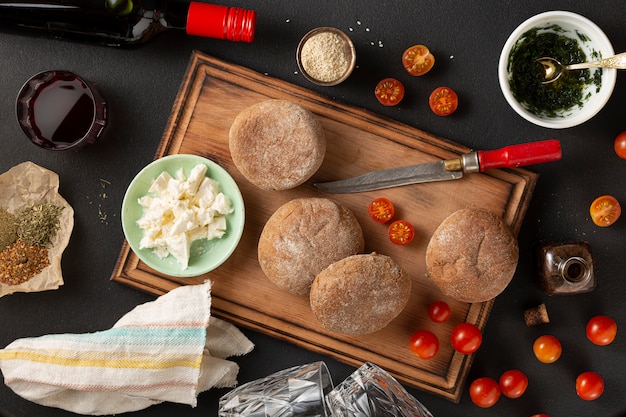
[1,1,626,416]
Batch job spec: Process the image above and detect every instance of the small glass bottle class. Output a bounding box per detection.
[535,241,595,295]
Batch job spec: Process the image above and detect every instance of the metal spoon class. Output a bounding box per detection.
[536,52,626,84]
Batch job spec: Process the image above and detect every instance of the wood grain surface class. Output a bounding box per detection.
[111,51,538,401]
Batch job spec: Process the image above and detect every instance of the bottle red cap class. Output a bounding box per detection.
[186,2,256,43]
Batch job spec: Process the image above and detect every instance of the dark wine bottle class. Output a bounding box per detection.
[0,0,256,46]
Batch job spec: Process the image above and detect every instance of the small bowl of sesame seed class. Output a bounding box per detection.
[297,27,356,86]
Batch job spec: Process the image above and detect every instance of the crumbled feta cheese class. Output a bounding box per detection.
[137,164,234,269]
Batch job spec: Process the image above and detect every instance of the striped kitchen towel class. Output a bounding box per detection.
[0,281,254,415]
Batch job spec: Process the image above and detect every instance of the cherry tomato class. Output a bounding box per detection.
[499,369,528,399]
[589,195,621,227]
[429,86,458,116]
[613,131,626,159]
[533,335,562,363]
[576,371,604,401]
[409,330,440,359]
[428,301,451,323]
[368,197,395,224]
[450,323,482,354]
[402,44,435,76]
[388,219,414,245]
[375,78,405,106]
[531,414,550,417]
[469,377,501,408]
[586,315,617,346]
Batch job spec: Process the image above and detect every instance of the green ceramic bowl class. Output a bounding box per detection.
[122,154,245,277]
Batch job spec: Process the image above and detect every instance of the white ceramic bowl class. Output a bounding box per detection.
[498,11,616,129]
[122,154,245,278]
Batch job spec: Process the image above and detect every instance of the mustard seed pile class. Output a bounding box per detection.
[0,203,63,285]
[300,31,350,83]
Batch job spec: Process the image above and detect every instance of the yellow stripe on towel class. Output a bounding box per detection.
[0,349,203,370]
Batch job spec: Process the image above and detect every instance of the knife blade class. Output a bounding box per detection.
[314,139,562,194]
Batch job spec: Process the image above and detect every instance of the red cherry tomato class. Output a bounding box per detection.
[586,315,617,346]
[368,197,395,224]
[402,44,435,76]
[388,219,414,245]
[429,86,458,116]
[589,195,621,227]
[450,323,482,354]
[533,335,562,364]
[613,131,626,159]
[469,377,501,408]
[499,369,529,399]
[428,301,451,323]
[576,371,604,401]
[375,78,405,106]
[531,415,550,417]
[409,330,440,360]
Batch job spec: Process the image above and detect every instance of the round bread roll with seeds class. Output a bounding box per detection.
[425,208,519,303]
[229,99,326,190]
[310,253,411,335]
[258,198,364,296]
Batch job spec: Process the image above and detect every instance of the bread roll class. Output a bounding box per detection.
[310,253,411,335]
[258,198,364,296]
[425,208,518,303]
[229,100,326,190]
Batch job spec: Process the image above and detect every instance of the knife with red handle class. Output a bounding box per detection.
[314,139,562,194]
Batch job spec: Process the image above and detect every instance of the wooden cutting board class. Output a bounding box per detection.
[111,51,538,402]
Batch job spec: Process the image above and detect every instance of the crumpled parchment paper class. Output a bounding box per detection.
[0,162,74,297]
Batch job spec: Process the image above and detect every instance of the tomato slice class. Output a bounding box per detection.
[375,78,405,106]
[368,197,395,224]
[409,330,439,359]
[614,131,626,159]
[402,44,435,76]
[388,219,414,245]
[429,86,458,116]
[589,195,621,227]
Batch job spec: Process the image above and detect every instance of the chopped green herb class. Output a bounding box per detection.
[0,208,18,250]
[16,203,63,246]
[507,25,602,118]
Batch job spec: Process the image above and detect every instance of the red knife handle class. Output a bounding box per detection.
[477,139,562,172]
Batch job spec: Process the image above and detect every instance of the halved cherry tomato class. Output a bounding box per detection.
[450,323,482,354]
[428,301,451,323]
[402,44,435,76]
[590,195,621,227]
[533,335,562,363]
[499,369,528,399]
[469,377,501,408]
[613,131,626,159]
[576,371,604,401]
[409,330,439,359]
[375,78,405,106]
[388,219,414,245]
[429,86,458,116]
[368,197,395,224]
[586,315,617,346]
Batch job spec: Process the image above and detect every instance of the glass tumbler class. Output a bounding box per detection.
[218,361,334,417]
[16,70,107,151]
[325,362,434,417]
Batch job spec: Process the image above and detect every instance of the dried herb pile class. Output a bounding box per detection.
[0,203,63,285]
